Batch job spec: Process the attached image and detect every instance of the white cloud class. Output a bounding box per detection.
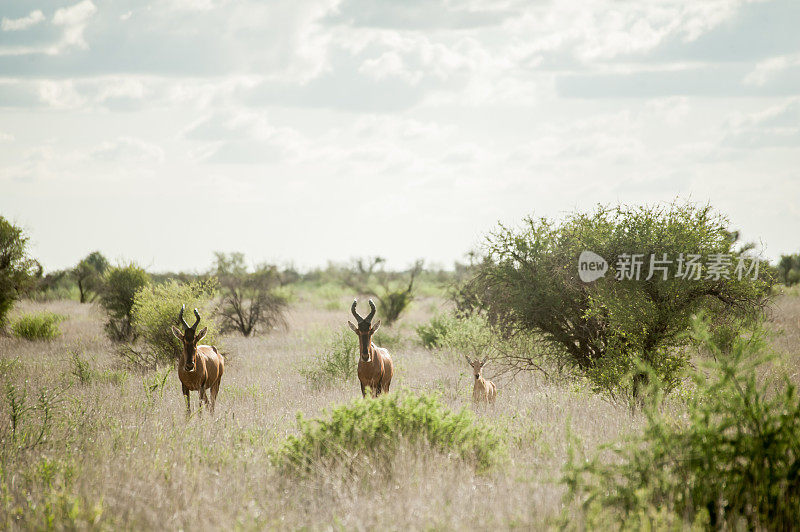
[1,10,45,31]
[744,53,800,86]
[52,0,98,52]
[89,137,165,164]
[38,80,86,109]
[724,98,800,148]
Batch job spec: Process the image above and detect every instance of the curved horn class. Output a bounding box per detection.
[351,299,364,323]
[192,308,201,330]
[366,299,376,323]
[178,304,190,330]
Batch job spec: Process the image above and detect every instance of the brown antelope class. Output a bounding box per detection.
[348,299,393,397]
[465,355,496,405]
[171,305,224,414]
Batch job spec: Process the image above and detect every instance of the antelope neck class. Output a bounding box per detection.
[360,342,373,362]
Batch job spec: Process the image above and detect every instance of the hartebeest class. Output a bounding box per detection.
[171,305,224,414]
[348,299,393,397]
[465,355,496,405]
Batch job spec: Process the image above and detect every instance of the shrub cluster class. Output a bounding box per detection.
[565,319,800,529]
[130,279,220,367]
[276,391,504,474]
[10,312,66,341]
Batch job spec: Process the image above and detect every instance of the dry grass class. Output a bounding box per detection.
[1,292,799,530]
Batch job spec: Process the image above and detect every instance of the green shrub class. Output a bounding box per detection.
[416,313,456,348]
[300,327,358,388]
[70,351,92,384]
[466,202,773,400]
[130,279,219,367]
[276,391,504,473]
[0,216,38,328]
[564,318,800,529]
[417,312,494,359]
[10,312,66,341]
[99,263,150,341]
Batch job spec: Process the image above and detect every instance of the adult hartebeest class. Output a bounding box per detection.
[465,355,496,406]
[171,305,224,414]
[348,299,393,398]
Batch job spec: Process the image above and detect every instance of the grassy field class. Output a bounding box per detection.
[1,290,799,530]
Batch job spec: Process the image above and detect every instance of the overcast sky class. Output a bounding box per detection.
[1,0,798,273]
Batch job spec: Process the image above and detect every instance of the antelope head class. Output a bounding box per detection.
[465,355,489,380]
[171,304,207,372]
[348,299,381,362]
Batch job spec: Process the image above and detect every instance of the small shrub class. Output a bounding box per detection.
[276,391,504,473]
[416,313,456,348]
[300,327,358,388]
[99,263,150,341]
[10,312,66,341]
[143,367,172,403]
[417,312,494,360]
[564,318,800,529]
[131,279,219,367]
[70,351,92,384]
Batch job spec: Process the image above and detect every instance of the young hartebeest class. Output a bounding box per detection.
[171,305,224,414]
[348,299,393,398]
[465,355,496,405]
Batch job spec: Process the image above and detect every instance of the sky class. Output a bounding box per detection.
[0,0,798,273]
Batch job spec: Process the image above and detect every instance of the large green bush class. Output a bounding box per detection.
[98,263,150,341]
[564,319,800,529]
[10,312,66,341]
[276,391,504,474]
[130,279,220,366]
[0,217,38,329]
[465,202,773,401]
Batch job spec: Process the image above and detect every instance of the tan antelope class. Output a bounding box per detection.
[465,355,496,405]
[171,305,224,414]
[348,299,393,397]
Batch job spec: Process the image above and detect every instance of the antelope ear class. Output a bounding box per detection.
[171,325,183,340]
[348,321,358,332]
[195,327,208,343]
[481,356,489,367]
[370,319,381,334]
[464,354,472,365]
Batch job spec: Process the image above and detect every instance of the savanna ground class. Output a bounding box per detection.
[2,286,800,530]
